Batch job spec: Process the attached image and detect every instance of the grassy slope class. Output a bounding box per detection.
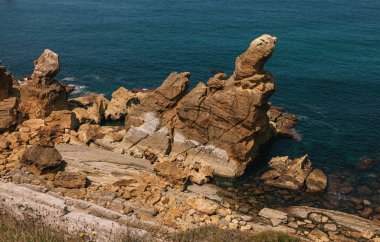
[0,215,299,242]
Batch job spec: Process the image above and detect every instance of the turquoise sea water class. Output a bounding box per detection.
[1,0,380,174]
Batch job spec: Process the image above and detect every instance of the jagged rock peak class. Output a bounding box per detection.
[233,34,277,81]
[32,49,60,85]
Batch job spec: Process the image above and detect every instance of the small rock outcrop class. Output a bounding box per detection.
[19,49,68,119]
[260,155,327,192]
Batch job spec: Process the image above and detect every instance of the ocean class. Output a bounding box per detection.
[1,0,380,183]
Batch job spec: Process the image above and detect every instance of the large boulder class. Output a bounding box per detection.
[21,144,63,174]
[19,49,68,119]
[306,168,328,193]
[121,35,277,178]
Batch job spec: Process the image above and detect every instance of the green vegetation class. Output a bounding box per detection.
[0,215,298,242]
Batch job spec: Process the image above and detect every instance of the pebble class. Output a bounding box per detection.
[361,231,375,239]
[363,199,372,206]
[304,219,312,224]
[231,219,239,224]
[188,209,196,216]
[287,222,299,229]
[239,220,247,226]
[241,215,253,222]
[323,223,337,232]
[321,216,329,223]
[225,215,232,222]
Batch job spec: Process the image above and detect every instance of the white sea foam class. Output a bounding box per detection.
[62,76,76,82]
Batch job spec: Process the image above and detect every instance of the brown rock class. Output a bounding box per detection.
[306,168,328,193]
[0,66,13,101]
[105,87,141,121]
[21,119,46,132]
[21,144,62,174]
[0,97,20,132]
[53,171,87,189]
[261,155,314,190]
[71,94,109,124]
[44,110,77,130]
[360,207,373,219]
[356,156,376,170]
[19,50,67,118]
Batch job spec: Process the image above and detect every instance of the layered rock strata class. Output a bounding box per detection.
[118,34,278,178]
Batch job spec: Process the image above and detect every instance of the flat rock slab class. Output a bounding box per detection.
[283,206,380,234]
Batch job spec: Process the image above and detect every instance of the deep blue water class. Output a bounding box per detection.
[1,0,380,172]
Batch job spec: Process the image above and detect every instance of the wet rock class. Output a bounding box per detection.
[21,144,62,174]
[306,168,328,193]
[260,155,315,190]
[268,106,299,140]
[356,156,376,170]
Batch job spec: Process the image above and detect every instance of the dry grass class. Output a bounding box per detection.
[0,215,299,242]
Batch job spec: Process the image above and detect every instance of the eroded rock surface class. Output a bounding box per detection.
[19,49,68,118]
[261,155,327,192]
[113,35,279,178]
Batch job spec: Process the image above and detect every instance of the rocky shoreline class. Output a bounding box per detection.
[1,34,379,241]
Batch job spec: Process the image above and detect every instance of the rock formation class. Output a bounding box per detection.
[119,34,278,178]
[260,155,327,192]
[0,66,21,132]
[105,87,144,121]
[19,49,68,119]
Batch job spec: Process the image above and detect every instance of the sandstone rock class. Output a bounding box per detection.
[261,155,314,190]
[21,144,62,174]
[258,208,288,222]
[71,94,109,124]
[186,196,218,215]
[0,66,14,101]
[53,171,87,189]
[105,87,141,121]
[44,110,77,130]
[32,49,60,84]
[308,229,329,242]
[0,97,20,132]
[19,50,67,118]
[268,106,300,140]
[306,168,328,193]
[123,35,278,178]
[21,119,46,132]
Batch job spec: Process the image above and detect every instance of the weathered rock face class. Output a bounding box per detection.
[261,155,327,192]
[70,94,109,124]
[120,35,278,178]
[19,49,68,119]
[0,66,14,101]
[21,144,63,174]
[44,110,77,130]
[0,66,21,131]
[268,106,300,140]
[0,97,20,132]
[105,87,145,121]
